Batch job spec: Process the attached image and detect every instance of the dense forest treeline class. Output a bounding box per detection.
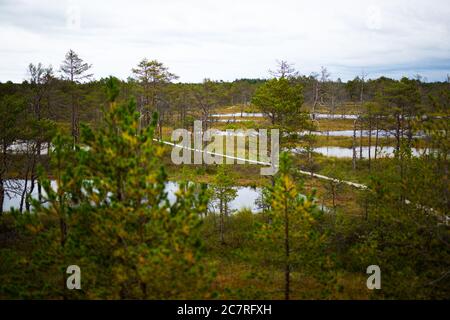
[1,65,448,130]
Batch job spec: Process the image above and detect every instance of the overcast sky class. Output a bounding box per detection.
[1,0,449,83]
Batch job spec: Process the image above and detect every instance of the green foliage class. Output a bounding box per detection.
[211,165,238,244]
[104,76,120,103]
[132,59,178,85]
[255,152,333,299]
[0,94,26,145]
[211,166,238,214]
[348,141,450,299]
[4,97,214,299]
[252,77,306,127]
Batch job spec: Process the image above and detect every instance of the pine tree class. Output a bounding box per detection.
[60,49,92,144]
[256,152,329,299]
[131,59,178,134]
[30,87,213,298]
[211,165,237,244]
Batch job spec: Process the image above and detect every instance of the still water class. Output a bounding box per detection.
[211,113,359,119]
[292,146,427,158]
[2,180,262,213]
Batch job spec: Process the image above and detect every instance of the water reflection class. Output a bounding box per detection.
[2,180,262,213]
[292,146,427,158]
[211,113,359,119]
[210,112,264,118]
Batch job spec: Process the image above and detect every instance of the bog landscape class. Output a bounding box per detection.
[0,0,449,300]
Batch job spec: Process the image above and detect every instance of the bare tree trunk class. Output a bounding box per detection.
[352,120,357,170]
[37,142,42,201]
[284,199,290,300]
[138,96,144,132]
[406,118,413,148]
[71,93,80,144]
[19,177,28,213]
[27,176,35,212]
[359,74,365,161]
[37,181,42,202]
[158,113,163,139]
[395,114,401,153]
[71,93,75,142]
[219,198,225,245]
[368,118,372,171]
[27,155,37,212]
[374,117,379,160]
[0,144,6,214]
[312,81,319,120]
[0,179,4,214]
[359,119,363,161]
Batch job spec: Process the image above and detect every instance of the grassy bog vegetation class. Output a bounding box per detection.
[0,55,449,300]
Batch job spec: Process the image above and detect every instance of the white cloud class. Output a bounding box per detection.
[0,0,449,82]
